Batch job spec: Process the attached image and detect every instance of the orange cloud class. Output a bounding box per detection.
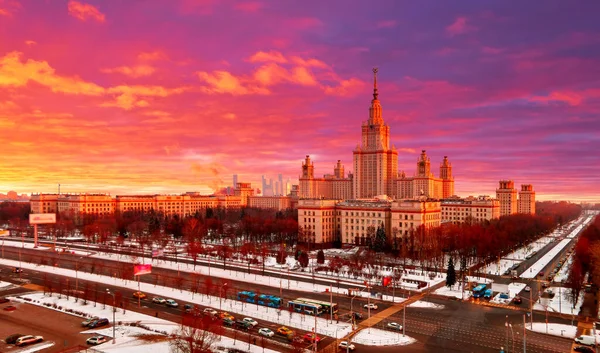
[324,78,365,97]
[101,65,156,78]
[138,51,168,61]
[68,1,106,23]
[0,0,20,16]
[24,40,36,46]
[248,51,288,64]
[446,17,477,36]
[102,85,187,110]
[290,56,329,69]
[223,112,237,120]
[0,51,105,95]
[197,70,270,95]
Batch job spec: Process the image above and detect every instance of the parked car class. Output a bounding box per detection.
[352,312,363,320]
[574,346,595,353]
[15,335,44,347]
[235,320,252,330]
[277,326,293,336]
[364,303,378,310]
[133,291,146,299]
[82,316,100,327]
[541,282,549,288]
[0,297,9,304]
[89,318,109,328]
[3,305,16,311]
[513,296,522,304]
[387,322,403,331]
[165,299,178,308]
[86,336,108,345]
[5,334,24,344]
[258,328,274,337]
[152,297,166,304]
[524,286,531,292]
[242,318,258,327]
[203,308,218,317]
[222,317,235,326]
[338,341,355,351]
[303,333,321,343]
[575,335,596,346]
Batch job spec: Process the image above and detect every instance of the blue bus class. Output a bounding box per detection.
[288,299,323,315]
[472,284,487,299]
[237,291,282,308]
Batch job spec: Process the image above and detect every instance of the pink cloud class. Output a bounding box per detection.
[288,17,322,29]
[446,17,477,36]
[101,65,156,78]
[67,1,106,23]
[138,51,169,61]
[234,2,262,12]
[376,20,397,29]
[248,51,287,64]
[323,78,365,97]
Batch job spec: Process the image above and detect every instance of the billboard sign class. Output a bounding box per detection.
[29,213,56,224]
[133,264,152,276]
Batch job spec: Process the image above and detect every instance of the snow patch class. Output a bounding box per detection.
[352,327,416,346]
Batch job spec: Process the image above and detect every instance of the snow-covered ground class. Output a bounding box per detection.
[352,327,416,346]
[0,238,443,298]
[533,286,584,315]
[434,285,471,300]
[527,322,577,339]
[520,238,572,279]
[482,237,555,276]
[0,257,353,338]
[0,280,13,288]
[553,253,574,283]
[10,293,280,353]
[409,301,444,309]
[17,342,55,353]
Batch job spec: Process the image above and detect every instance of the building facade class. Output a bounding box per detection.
[297,197,441,245]
[441,196,500,224]
[518,184,536,214]
[396,151,454,199]
[299,156,353,200]
[496,180,518,216]
[248,196,292,211]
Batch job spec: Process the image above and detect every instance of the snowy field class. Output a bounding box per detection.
[482,236,556,275]
[0,239,440,302]
[0,281,13,288]
[10,293,281,353]
[520,238,572,279]
[527,322,577,339]
[409,301,444,309]
[533,286,584,315]
[352,327,416,346]
[434,285,472,300]
[0,257,353,338]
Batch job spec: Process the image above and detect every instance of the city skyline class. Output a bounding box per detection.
[1,1,599,202]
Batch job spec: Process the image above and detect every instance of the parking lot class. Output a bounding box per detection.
[0,298,91,352]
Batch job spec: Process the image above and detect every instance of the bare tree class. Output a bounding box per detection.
[169,315,221,353]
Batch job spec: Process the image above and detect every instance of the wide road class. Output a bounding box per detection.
[1,250,576,352]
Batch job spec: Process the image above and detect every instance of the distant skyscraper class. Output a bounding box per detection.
[496,180,518,216]
[278,174,283,195]
[233,174,238,188]
[518,184,536,214]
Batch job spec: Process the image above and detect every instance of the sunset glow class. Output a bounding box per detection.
[0,1,599,202]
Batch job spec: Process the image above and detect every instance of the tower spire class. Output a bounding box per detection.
[372,67,379,100]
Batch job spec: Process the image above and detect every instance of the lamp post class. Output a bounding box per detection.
[509,323,514,353]
[219,283,228,310]
[75,256,83,293]
[106,289,116,344]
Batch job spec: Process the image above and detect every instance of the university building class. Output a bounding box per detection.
[496,180,536,216]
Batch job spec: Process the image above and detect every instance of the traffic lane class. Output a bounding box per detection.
[0,299,90,352]
[1,246,398,321]
[5,267,315,352]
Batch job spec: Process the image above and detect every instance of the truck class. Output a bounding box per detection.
[483,289,493,299]
[472,284,487,299]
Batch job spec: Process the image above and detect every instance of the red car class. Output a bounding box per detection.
[303,333,321,343]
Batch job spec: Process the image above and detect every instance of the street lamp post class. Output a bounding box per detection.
[106,289,116,344]
[509,323,514,353]
[219,283,228,310]
[75,256,83,293]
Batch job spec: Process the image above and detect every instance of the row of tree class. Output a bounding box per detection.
[566,213,600,303]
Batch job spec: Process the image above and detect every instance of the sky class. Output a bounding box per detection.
[0,0,599,202]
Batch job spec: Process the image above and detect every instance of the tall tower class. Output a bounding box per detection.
[416,150,431,177]
[496,180,518,216]
[518,184,536,214]
[440,156,454,198]
[353,68,398,198]
[299,155,315,198]
[334,160,344,179]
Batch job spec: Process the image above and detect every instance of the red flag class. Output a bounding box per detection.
[382,276,392,287]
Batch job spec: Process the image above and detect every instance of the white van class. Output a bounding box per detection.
[574,335,596,346]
